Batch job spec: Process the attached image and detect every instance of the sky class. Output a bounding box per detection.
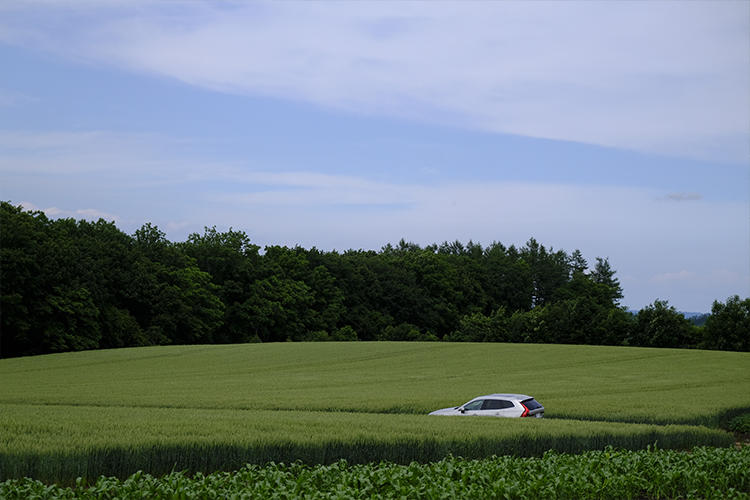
[0,1,748,313]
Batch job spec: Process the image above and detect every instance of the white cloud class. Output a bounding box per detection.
[204,172,741,251]
[0,130,195,177]
[74,207,119,221]
[1,1,748,163]
[20,201,119,222]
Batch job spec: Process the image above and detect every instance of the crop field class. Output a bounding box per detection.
[0,404,733,482]
[1,342,748,422]
[0,342,748,484]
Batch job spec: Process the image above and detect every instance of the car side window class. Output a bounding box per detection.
[482,399,514,410]
[463,400,484,411]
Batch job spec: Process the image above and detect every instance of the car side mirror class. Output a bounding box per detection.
[459,407,466,413]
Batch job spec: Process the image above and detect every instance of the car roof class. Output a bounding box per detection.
[470,394,534,401]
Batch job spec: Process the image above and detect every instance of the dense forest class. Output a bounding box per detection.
[1,201,748,357]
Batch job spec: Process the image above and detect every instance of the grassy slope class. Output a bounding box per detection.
[1,342,747,423]
[0,343,747,481]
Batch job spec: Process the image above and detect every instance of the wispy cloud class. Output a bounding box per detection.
[663,193,703,202]
[1,1,747,163]
[20,200,120,222]
[0,130,196,177]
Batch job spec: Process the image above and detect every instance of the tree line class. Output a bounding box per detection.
[1,201,747,357]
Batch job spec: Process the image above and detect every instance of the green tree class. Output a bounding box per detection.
[331,325,358,341]
[38,286,101,352]
[569,249,588,275]
[99,305,148,348]
[377,322,438,341]
[589,307,635,346]
[520,238,570,308]
[507,307,546,344]
[630,300,694,348]
[703,296,750,351]
[590,257,624,305]
[126,224,225,346]
[0,203,128,355]
[150,266,225,345]
[448,307,510,342]
[66,218,144,348]
[481,243,533,312]
[245,275,314,342]
[260,246,345,339]
[181,227,261,343]
[448,312,493,342]
[1,202,51,356]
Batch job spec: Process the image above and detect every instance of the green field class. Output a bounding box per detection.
[0,342,748,482]
[1,342,747,422]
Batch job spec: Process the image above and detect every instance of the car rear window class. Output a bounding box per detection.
[522,398,543,410]
[482,399,514,410]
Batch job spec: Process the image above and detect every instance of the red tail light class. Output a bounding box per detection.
[520,402,529,417]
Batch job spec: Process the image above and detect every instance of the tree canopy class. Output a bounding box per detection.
[1,201,746,357]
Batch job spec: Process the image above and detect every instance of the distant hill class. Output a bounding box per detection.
[684,312,710,327]
[626,309,708,326]
[681,312,708,319]
[627,310,707,319]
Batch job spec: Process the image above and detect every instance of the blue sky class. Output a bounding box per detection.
[1,1,748,313]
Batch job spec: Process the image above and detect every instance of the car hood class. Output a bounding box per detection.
[428,407,461,416]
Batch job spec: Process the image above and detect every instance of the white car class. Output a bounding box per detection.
[429,394,544,418]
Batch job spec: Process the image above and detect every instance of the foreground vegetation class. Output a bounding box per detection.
[3,201,747,357]
[730,414,750,434]
[2,447,748,499]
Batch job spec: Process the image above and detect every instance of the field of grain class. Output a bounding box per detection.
[0,342,747,482]
[0,403,733,481]
[1,342,747,423]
